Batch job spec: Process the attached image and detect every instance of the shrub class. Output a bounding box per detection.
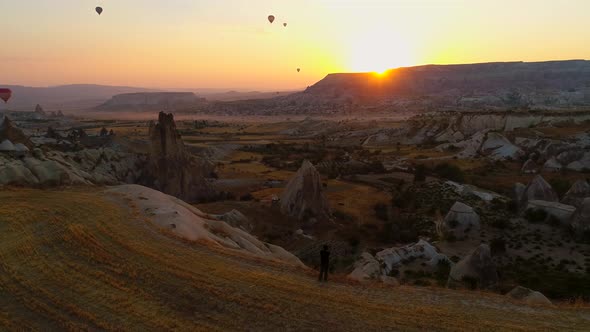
[549,178,571,199]
[462,276,479,290]
[433,163,465,182]
[374,203,389,222]
[435,260,451,286]
[368,160,386,173]
[490,238,507,256]
[380,216,420,244]
[413,165,426,183]
[548,215,561,227]
[392,190,415,209]
[507,199,519,214]
[490,217,509,229]
[525,209,547,223]
[333,210,356,222]
[240,193,254,201]
[347,235,360,248]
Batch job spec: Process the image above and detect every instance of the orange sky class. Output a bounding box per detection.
[1,0,589,90]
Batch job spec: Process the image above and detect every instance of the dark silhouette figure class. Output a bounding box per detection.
[319,245,330,282]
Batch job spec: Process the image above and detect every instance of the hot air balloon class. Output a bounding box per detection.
[0,89,12,103]
[283,23,287,27]
[297,68,301,73]
[268,15,275,24]
[95,7,103,15]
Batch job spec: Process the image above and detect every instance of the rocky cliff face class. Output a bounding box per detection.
[280,160,331,221]
[203,60,590,116]
[302,60,590,106]
[140,112,213,203]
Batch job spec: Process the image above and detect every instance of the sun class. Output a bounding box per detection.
[346,29,414,73]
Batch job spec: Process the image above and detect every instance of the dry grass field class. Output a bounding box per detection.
[0,187,589,331]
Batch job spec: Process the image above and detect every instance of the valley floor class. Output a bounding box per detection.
[0,188,588,331]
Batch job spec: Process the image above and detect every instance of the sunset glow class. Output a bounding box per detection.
[1,0,589,90]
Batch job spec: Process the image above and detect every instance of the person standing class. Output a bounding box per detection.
[319,245,330,282]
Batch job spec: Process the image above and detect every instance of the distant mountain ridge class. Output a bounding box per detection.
[206,60,590,116]
[0,84,161,111]
[0,84,298,112]
[306,60,590,98]
[96,92,207,111]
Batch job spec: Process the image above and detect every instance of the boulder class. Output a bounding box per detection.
[446,181,500,202]
[571,197,590,234]
[0,116,33,149]
[0,139,16,152]
[438,202,480,239]
[456,130,488,159]
[280,160,330,221]
[480,132,524,160]
[566,152,590,171]
[562,180,590,208]
[521,175,558,204]
[448,244,498,290]
[348,252,382,282]
[543,158,562,172]
[349,240,449,283]
[556,149,584,166]
[525,200,577,225]
[507,286,552,306]
[521,159,539,174]
[376,240,449,276]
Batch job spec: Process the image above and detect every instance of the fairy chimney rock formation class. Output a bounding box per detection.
[280,160,331,221]
[142,112,213,202]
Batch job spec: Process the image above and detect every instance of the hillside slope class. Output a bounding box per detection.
[0,187,588,331]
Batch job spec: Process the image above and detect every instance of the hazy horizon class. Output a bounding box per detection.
[2,0,590,90]
[4,58,590,93]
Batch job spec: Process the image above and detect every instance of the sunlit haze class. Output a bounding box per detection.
[1,0,589,90]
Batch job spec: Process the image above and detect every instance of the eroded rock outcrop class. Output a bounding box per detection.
[438,202,481,240]
[349,240,450,283]
[571,197,590,234]
[521,159,539,174]
[562,180,590,208]
[525,200,577,225]
[0,116,33,150]
[448,244,498,290]
[140,112,213,203]
[480,132,524,160]
[521,175,558,205]
[0,148,144,186]
[280,160,330,221]
[107,185,303,266]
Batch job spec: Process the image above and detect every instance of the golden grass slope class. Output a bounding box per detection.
[0,187,588,331]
